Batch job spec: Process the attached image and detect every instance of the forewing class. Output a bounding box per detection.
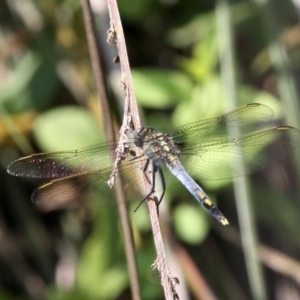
[179,126,300,180]
[7,141,138,179]
[172,103,274,143]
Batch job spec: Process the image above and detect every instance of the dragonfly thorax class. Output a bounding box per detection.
[134,126,181,166]
[133,126,157,147]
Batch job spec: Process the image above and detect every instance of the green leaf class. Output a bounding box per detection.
[132,68,193,108]
[173,203,209,244]
[33,106,103,152]
[1,50,60,113]
[0,51,41,113]
[78,235,127,298]
[172,76,226,127]
[167,13,216,48]
[77,208,127,299]
[172,75,281,127]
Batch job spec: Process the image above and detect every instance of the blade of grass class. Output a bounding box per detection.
[252,0,300,205]
[216,1,267,300]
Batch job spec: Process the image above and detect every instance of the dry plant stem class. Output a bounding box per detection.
[81,1,141,299]
[219,225,300,286]
[106,0,179,298]
[175,246,217,300]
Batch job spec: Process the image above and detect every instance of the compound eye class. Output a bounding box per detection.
[133,128,141,137]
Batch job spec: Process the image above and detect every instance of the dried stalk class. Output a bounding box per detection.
[106,0,179,298]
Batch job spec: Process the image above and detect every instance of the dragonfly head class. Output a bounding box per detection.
[133,126,157,147]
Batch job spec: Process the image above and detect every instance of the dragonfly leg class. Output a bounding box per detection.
[134,162,163,214]
[156,167,165,206]
[142,158,152,185]
[143,158,150,172]
[149,165,166,216]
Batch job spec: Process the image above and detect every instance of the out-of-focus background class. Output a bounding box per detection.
[1,0,300,299]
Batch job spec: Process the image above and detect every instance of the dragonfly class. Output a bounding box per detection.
[7,103,300,225]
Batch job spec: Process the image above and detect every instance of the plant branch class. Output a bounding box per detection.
[106,0,179,298]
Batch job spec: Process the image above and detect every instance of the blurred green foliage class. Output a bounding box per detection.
[1,0,300,299]
[34,106,104,151]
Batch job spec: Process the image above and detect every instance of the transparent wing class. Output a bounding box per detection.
[7,140,138,179]
[179,126,300,180]
[28,157,157,210]
[7,103,273,179]
[7,139,153,209]
[171,103,274,142]
[7,138,165,210]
